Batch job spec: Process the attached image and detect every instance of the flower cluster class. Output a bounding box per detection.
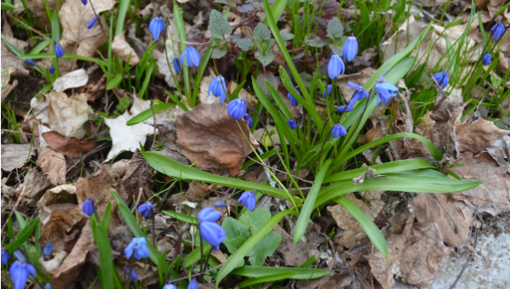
[9,250,36,289]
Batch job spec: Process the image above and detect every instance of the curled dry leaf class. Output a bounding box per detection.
[39,206,85,254]
[52,221,94,289]
[175,103,259,176]
[456,117,510,154]
[487,135,510,173]
[46,90,90,139]
[59,0,115,57]
[43,131,97,157]
[38,146,67,186]
[53,69,89,92]
[1,144,35,171]
[112,33,140,65]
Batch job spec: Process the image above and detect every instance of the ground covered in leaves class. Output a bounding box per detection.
[2,0,510,288]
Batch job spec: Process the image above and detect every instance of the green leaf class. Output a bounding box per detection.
[326,17,344,40]
[111,192,161,264]
[209,10,232,39]
[93,224,115,289]
[183,243,211,268]
[223,217,251,239]
[126,100,174,126]
[142,152,293,200]
[281,33,295,41]
[106,74,123,90]
[293,159,331,244]
[212,46,227,59]
[238,272,295,288]
[255,49,274,66]
[335,197,387,257]
[253,23,272,41]
[4,217,39,254]
[237,38,255,51]
[384,57,415,84]
[115,0,131,36]
[161,210,198,225]
[262,0,287,26]
[215,209,295,288]
[231,265,329,279]
[238,209,271,234]
[305,37,325,48]
[247,231,281,265]
[1,3,16,10]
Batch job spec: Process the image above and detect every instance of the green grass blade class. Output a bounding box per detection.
[111,192,162,264]
[183,243,211,268]
[115,0,131,36]
[126,101,174,126]
[93,224,115,289]
[238,272,295,287]
[161,210,198,225]
[293,159,332,244]
[334,197,387,257]
[231,265,329,279]
[173,4,191,103]
[262,0,287,26]
[106,73,123,90]
[215,209,295,288]
[1,3,16,10]
[191,47,213,107]
[4,217,39,253]
[142,152,293,200]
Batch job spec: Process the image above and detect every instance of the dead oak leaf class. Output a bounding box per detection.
[112,33,140,65]
[46,90,90,138]
[456,117,510,154]
[175,103,258,176]
[43,131,97,157]
[59,0,114,57]
[38,146,67,185]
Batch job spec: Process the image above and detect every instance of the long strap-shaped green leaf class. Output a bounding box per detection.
[142,152,296,201]
[334,197,387,257]
[293,159,332,244]
[231,265,329,279]
[215,209,295,288]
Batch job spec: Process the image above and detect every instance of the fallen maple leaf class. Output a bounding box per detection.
[175,103,259,176]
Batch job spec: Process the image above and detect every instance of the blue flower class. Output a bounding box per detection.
[49,65,55,75]
[54,43,63,58]
[124,237,150,260]
[331,124,347,138]
[238,191,256,211]
[243,114,253,128]
[180,46,201,68]
[125,268,138,281]
[227,98,247,120]
[482,52,492,66]
[137,201,153,218]
[288,118,297,129]
[82,198,95,216]
[25,59,35,67]
[336,104,354,113]
[45,283,52,289]
[149,17,166,41]
[214,201,226,208]
[491,22,505,41]
[9,251,36,289]
[343,35,358,62]
[374,82,399,105]
[287,92,298,106]
[173,58,181,73]
[328,54,345,79]
[347,82,369,102]
[1,247,9,265]
[207,75,228,103]
[43,243,53,259]
[81,0,87,5]
[322,84,333,98]
[87,17,97,29]
[198,207,222,223]
[199,221,226,251]
[432,71,449,89]
[163,284,177,289]
[188,278,199,289]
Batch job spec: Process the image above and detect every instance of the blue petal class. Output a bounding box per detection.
[342,36,358,62]
[124,241,134,259]
[198,208,222,223]
[199,222,226,250]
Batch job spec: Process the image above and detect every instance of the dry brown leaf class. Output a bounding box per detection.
[185,180,210,202]
[53,68,89,92]
[154,121,190,165]
[487,135,510,173]
[429,87,463,157]
[47,90,90,138]
[327,194,373,248]
[52,221,94,289]
[273,225,317,267]
[39,206,85,254]
[456,117,510,154]
[117,152,153,200]
[112,33,140,65]
[76,168,122,227]
[42,131,97,157]
[38,146,67,185]
[176,103,259,176]
[59,0,114,57]
[1,144,34,171]
[411,194,470,247]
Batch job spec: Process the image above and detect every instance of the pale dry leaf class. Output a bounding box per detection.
[53,68,89,92]
[38,146,67,185]
[327,194,373,248]
[112,33,140,65]
[176,103,259,176]
[30,95,49,125]
[456,117,510,154]
[38,184,77,210]
[47,90,90,138]
[52,221,94,289]
[1,144,35,171]
[487,135,510,173]
[59,0,115,57]
[40,251,67,274]
[39,206,86,253]
[19,167,53,200]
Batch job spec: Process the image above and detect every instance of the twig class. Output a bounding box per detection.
[13,17,48,39]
